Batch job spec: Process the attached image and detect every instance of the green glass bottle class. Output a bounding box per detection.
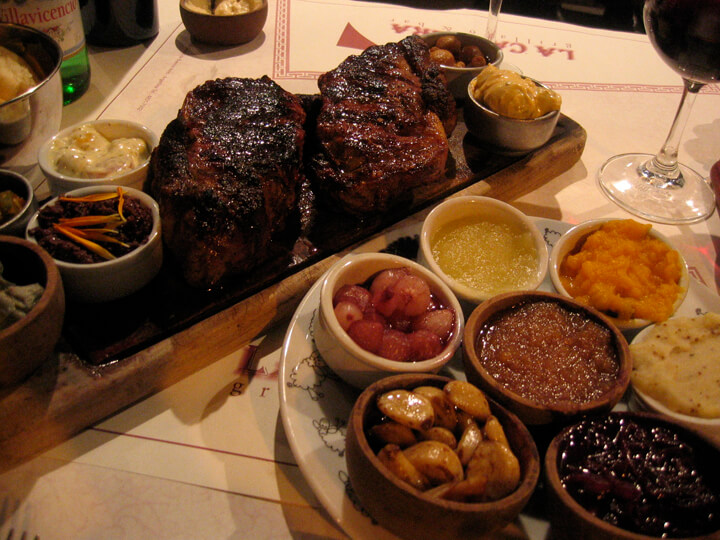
[1,0,91,104]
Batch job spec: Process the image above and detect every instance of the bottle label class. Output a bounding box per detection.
[0,0,86,57]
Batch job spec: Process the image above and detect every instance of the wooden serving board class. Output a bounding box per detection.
[0,112,586,469]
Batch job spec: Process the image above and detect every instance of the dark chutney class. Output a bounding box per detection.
[557,414,720,537]
[31,193,152,264]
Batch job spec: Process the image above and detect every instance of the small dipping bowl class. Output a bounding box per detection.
[418,196,548,312]
[464,75,560,155]
[38,119,159,196]
[0,235,64,388]
[549,218,689,333]
[462,290,631,426]
[0,169,38,236]
[420,32,503,100]
[180,0,268,46]
[313,252,464,389]
[346,373,540,540]
[26,185,162,303]
[545,411,720,540]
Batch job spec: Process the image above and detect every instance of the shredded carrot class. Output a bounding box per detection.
[53,224,116,260]
[60,191,119,203]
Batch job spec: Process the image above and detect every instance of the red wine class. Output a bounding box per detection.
[644,0,720,84]
[81,0,159,47]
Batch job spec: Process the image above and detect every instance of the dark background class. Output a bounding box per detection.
[364,0,646,33]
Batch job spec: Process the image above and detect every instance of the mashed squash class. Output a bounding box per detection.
[559,219,683,322]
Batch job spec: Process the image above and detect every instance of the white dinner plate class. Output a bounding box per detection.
[278,217,720,539]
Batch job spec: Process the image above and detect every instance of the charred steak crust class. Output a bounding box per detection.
[147,76,306,288]
[310,35,457,215]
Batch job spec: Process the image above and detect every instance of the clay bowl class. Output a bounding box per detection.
[26,185,162,304]
[0,169,38,237]
[0,235,64,388]
[420,32,503,100]
[549,218,689,332]
[464,74,560,156]
[545,411,720,539]
[346,373,540,540]
[180,0,268,46]
[313,252,464,389]
[462,290,631,426]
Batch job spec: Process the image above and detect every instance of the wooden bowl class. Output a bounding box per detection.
[462,291,631,425]
[345,373,540,540]
[0,235,64,388]
[180,0,268,46]
[544,411,720,539]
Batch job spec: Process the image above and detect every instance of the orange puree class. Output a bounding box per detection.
[559,220,682,322]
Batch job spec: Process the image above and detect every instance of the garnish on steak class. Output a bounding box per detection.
[309,35,457,216]
[146,76,306,288]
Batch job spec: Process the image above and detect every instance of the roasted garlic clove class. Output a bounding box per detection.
[403,440,464,485]
[465,440,521,500]
[418,426,457,449]
[377,389,435,431]
[443,380,491,421]
[483,415,510,448]
[413,385,458,430]
[456,421,483,466]
[378,444,430,491]
[370,421,418,448]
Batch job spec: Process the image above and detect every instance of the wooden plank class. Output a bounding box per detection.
[0,114,586,470]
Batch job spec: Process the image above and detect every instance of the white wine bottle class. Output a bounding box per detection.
[1,0,91,104]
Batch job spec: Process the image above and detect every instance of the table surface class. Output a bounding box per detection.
[2,1,719,538]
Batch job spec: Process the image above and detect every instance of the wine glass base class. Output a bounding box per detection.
[598,153,716,224]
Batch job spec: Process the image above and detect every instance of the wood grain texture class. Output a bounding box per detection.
[0,114,586,470]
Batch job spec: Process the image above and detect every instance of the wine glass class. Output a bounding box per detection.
[486,0,504,41]
[597,0,719,224]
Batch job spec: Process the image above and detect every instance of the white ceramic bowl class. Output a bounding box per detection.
[420,32,503,100]
[26,185,162,303]
[38,119,158,196]
[549,218,689,332]
[313,252,464,389]
[0,169,38,236]
[419,196,548,310]
[629,323,720,430]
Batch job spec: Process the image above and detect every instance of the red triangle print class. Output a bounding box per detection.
[337,23,376,50]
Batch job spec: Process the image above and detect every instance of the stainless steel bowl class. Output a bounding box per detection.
[464,76,560,156]
[0,23,63,186]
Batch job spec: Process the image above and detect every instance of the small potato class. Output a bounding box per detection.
[404,440,464,485]
[444,380,491,421]
[469,54,487,67]
[435,35,462,56]
[378,444,430,491]
[377,389,435,431]
[370,421,418,448]
[429,47,455,67]
[460,44,482,64]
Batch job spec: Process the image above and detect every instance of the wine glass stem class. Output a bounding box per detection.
[642,79,703,187]
[486,0,504,41]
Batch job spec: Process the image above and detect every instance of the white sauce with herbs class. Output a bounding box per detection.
[50,124,150,179]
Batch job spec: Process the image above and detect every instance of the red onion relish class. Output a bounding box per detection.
[556,414,720,537]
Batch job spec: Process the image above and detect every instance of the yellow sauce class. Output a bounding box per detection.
[430,215,538,295]
[50,124,150,179]
[471,65,561,120]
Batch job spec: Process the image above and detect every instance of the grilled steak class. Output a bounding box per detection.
[146,76,306,287]
[310,35,457,215]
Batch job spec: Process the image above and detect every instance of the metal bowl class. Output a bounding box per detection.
[464,75,560,156]
[0,23,63,186]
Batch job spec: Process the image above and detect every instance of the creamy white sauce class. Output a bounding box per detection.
[50,124,150,179]
[184,0,263,15]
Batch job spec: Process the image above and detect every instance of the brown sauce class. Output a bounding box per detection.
[476,300,619,406]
